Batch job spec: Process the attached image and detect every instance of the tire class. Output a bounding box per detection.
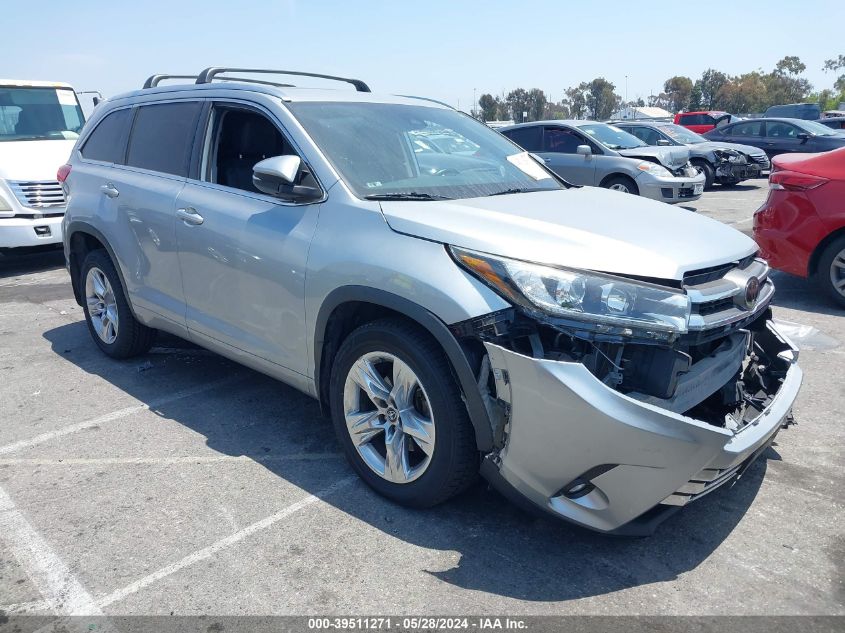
[602,175,639,196]
[692,159,715,189]
[80,249,157,358]
[816,236,845,308]
[329,319,478,507]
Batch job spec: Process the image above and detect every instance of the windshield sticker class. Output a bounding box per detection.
[56,89,77,106]
[507,152,552,181]
[365,181,383,188]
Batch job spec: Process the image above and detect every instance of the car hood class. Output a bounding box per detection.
[617,145,690,170]
[0,139,75,181]
[379,188,757,281]
[692,141,766,157]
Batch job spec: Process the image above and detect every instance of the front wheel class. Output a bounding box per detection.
[329,319,478,507]
[817,236,845,308]
[692,160,715,189]
[602,175,639,196]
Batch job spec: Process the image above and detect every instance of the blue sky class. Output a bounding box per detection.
[7,0,843,111]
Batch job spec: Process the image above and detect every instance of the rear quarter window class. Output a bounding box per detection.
[125,102,202,177]
[80,108,133,163]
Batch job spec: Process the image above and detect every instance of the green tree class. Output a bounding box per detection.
[505,88,531,122]
[527,88,548,122]
[714,72,767,114]
[689,83,703,110]
[823,54,845,93]
[585,77,621,120]
[478,93,498,121]
[563,83,588,119]
[697,69,729,109]
[775,56,807,76]
[663,76,693,112]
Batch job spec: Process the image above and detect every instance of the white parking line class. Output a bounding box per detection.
[0,486,102,616]
[88,475,357,611]
[0,453,342,466]
[0,375,246,456]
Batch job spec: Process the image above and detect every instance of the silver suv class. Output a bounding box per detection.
[60,68,802,535]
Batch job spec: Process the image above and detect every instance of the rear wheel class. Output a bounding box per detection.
[692,159,715,189]
[602,175,639,196]
[817,236,845,308]
[329,319,478,507]
[80,250,157,358]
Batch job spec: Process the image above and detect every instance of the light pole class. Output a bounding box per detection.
[473,87,477,117]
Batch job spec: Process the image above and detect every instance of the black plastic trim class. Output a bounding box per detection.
[65,221,139,320]
[314,286,494,451]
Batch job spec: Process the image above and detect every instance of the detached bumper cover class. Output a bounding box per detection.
[482,320,802,535]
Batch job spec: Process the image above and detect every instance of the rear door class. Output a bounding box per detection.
[174,100,322,376]
[96,100,201,328]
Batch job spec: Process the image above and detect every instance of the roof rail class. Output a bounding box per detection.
[143,75,197,89]
[195,68,371,92]
[396,94,454,109]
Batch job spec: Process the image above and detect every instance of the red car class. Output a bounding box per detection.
[674,110,733,134]
[753,147,845,306]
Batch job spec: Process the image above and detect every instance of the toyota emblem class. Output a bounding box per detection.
[745,277,760,306]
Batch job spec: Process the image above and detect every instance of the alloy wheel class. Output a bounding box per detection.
[343,352,435,484]
[85,267,119,344]
[609,183,630,193]
[829,247,845,299]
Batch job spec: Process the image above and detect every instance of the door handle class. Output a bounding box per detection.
[99,183,120,198]
[176,207,204,226]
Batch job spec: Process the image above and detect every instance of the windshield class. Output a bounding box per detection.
[0,87,84,141]
[798,119,840,137]
[658,124,706,144]
[287,102,562,200]
[577,123,646,150]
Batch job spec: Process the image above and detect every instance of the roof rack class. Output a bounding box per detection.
[195,67,371,92]
[143,75,197,89]
[396,94,454,109]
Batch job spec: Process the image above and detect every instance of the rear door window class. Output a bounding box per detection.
[125,102,202,176]
[680,114,703,126]
[502,126,542,151]
[80,108,133,163]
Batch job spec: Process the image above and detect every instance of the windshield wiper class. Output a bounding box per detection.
[487,187,548,196]
[364,192,452,201]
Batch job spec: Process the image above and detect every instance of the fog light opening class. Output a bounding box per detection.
[562,478,595,499]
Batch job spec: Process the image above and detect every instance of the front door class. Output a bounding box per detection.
[537,127,597,185]
[175,103,321,376]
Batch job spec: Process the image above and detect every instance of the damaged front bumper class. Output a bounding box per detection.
[715,159,761,184]
[479,320,802,535]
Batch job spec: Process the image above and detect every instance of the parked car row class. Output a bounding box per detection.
[613,121,769,188]
[500,120,706,202]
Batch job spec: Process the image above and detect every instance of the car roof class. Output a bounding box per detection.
[678,110,727,115]
[106,81,451,109]
[500,119,602,130]
[0,79,75,89]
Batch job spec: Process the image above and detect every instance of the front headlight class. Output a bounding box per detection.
[636,161,672,178]
[451,247,690,337]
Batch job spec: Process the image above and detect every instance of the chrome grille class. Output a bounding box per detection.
[750,153,770,168]
[9,180,66,209]
[685,258,772,332]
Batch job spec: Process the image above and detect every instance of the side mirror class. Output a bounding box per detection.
[576,144,592,157]
[252,155,321,201]
[656,139,671,146]
[797,132,810,142]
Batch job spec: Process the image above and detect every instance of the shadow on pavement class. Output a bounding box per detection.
[769,270,843,318]
[0,247,65,279]
[43,321,768,602]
